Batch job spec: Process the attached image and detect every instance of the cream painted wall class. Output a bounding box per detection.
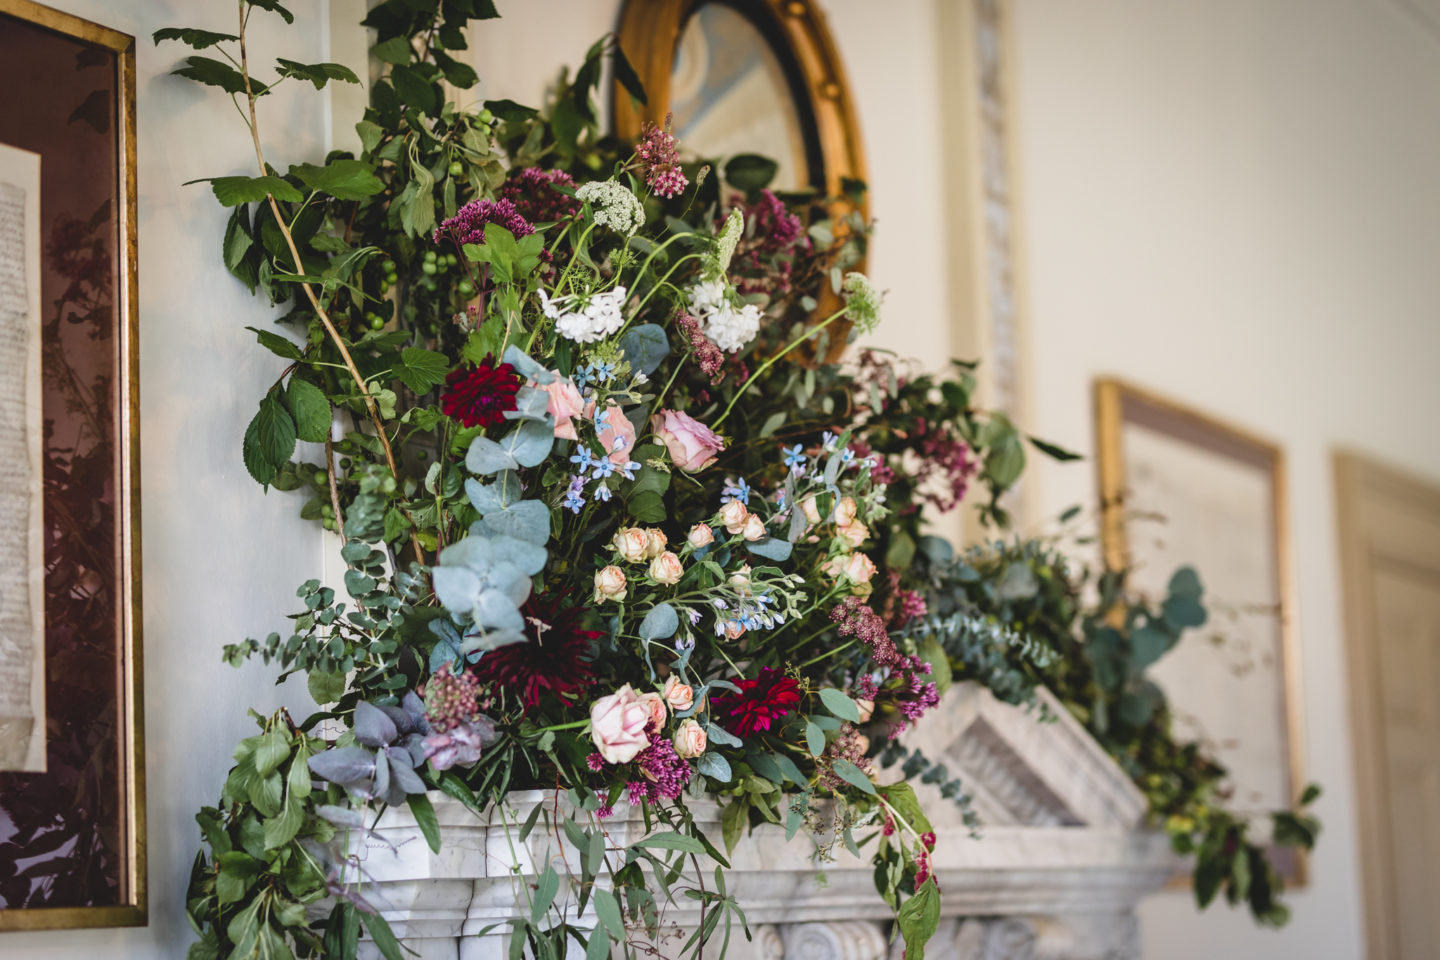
[1011,1,1440,958]
[3,1,332,957]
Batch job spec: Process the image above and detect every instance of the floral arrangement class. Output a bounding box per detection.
[162,3,1319,959]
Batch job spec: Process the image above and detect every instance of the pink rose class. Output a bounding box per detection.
[663,674,694,712]
[687,524,715,549]
[612,527,649,563]
[800,496,822,525]
[673,719,707,759]
[651,409,724,472]
[722,620,746,640]
[719,500,749,535]
[837,519,869,548]
[643,528,668,559]
[638,690,668,731]
[743,514,767,541]
[541,378,587,441]
[843,553,878,595]
[590,685,651,764]
[833,496,858,527]
[593,400,637,464]
[649,551,684,585]
[594,565,628,602]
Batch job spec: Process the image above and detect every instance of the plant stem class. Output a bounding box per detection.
[714,307,849,428]
[237,1,423,563]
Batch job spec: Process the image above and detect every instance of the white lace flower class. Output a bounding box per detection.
[703,301,761,353]
[576,181,645,236]
[715,207,744,276]
[841,271,882,334]
[555,285,628,343]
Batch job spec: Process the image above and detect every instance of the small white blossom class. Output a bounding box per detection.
[688,278,728,316]
[555,286,628,343]
[576,181,645,236]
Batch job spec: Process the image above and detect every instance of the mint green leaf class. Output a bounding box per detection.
[805,721,825,758]
[409,793,442,854]
[360,913,403,960]
[829,758,875,795]
[532,864,559,923]
[592,888,625,940]
[395,346,450,394]
[819,687,861,722]
[285,378,331,443]
[634,830,705,854]
[289,159,384,201]
[203,175,302,206]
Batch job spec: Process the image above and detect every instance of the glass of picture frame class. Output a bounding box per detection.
[0,0,144,930]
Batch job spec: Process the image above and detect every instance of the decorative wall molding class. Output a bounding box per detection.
[346,683,1174,959]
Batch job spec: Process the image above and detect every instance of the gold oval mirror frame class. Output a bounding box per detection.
[614,0,867,212]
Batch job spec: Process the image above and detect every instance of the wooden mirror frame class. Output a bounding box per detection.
[614,0,867,209]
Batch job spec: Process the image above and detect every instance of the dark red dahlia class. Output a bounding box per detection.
[473,598,599,712]
[709,666,801,737]
[440,354,521,428]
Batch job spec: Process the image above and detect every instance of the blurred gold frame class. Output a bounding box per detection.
[0,0,144,931]
[1094,377,1308,887]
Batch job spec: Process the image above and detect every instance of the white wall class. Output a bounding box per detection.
[5,1,331,957]
[1011,0,1440,957]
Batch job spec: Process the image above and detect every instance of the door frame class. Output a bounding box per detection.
[1334,450,1440,960]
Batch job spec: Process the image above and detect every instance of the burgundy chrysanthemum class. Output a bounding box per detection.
[434,197,534,246]
[709,666,801,737]
[473,598,600,712]
[440,354,521,428]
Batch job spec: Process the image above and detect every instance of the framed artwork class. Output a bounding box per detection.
[614,0,866,201]
[0,0,144,930]
[1095,379,1306,883]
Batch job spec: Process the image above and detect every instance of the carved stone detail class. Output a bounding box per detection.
[781,921,888,960]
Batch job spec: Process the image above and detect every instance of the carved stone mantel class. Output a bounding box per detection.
[351,683,1176,959]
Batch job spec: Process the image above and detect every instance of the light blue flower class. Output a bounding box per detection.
[822,431,838,451]
[618,460,641,481]
[570,447,594,471]
[592,456,616,479]
[563,490,586,514]
[783,444,806,472]
[721,476,751,505]
[595,483,613,502]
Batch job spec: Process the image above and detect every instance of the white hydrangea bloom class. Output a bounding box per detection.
[703,301,761,353]
[688,278,728,316]
[575,181,645,236]
[555,286,628,343]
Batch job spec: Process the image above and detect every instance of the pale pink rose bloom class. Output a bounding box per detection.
[853,732,871,754]
[592,400,637,464]
[637,690,668,731]
[837,519,870,548]
[649,551,684,585]
[800,496,822,525]
[687,524,715,548]
[845,552,877,584]
[643,528,668,559]
[723,620,746,640]
[855,698,875,723]
[728,565,752,595]
[651,409,725,472]
[590,685,651,764]
[673,719,708,759]
[833,496,858,528]
[594,565,628,602]
[541,378,587,441]
[663,674,694,712]
[742,514,767,541]
[719,500,749,534]
[612,527,649,563]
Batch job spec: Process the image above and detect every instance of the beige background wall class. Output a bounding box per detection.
[7,1,1438,957]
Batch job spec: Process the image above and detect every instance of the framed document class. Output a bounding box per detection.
[0,0,144,930]
[1095,378,1306,883]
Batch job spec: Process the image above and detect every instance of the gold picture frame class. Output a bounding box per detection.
[1095,378,1307,886]
[0,0,144,931]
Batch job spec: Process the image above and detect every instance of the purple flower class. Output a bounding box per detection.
[626,735,692,805]
[434,198,534,247]
[422,716,498,771]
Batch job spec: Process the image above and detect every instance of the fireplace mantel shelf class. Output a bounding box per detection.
[353,684,1177,960]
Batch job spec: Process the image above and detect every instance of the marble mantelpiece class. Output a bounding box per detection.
[349,683,1177,959]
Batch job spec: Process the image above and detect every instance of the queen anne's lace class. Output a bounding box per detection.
[576,181,645,235]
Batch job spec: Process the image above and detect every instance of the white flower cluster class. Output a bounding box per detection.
[689,278,761,353]
[575,181,645,236]
[541,287,628,343]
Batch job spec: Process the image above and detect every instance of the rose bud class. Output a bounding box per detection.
[719,499,749,535]
[687,523,715,548]
[833,496,858,527]
[800,495,822,525]
[649,550,684,585]
[837,519,870,548]
[673,718,708,759]
[663,674,695,712]
[743,514,767,541]
[594,565,628,602]
[643,528,668,559]
[637,690,668,731]
[612,526,649,563]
